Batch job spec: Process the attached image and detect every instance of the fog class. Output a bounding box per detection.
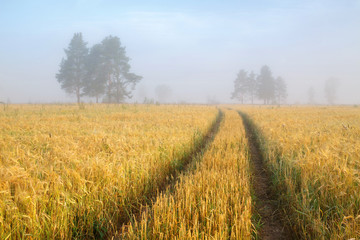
[1,0,359,104]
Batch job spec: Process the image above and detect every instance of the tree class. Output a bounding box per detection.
[83,44,107,103]
[231,69,248,104]
[155,84,172,103]
[56,33,88,103]
[247,71,257,104]
[207,95,219,105]
[274,76,287,104]
[101,36,142,103]
[257,65,275,104]
[136,85,148,103]
[324,78,337,105]
[231,65,287,105]
[308,86,315,104]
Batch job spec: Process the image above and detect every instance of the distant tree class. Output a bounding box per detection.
[324,78,337,105]
[56,33,88,103]
[308,86,315,104]
[155,84,172,103]
[136,85,148,103]
[247,71,257,104]
[274,76,287,104]
[83,44,106,103]
[143,97,155,104]
[231,65,287,104]
[207,95,219,105]
[101,36,142,103]
[231,69,248,104]
[257,65,275,104]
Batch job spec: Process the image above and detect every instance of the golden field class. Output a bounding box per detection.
[1,104,360,239]
[0,104,218,239]
[124,109,252,239]
[238,106,360,239]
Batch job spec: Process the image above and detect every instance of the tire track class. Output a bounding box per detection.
[238,111,293,240]
[116,109,224,238]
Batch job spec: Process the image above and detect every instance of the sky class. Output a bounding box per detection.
[0,0,359,104]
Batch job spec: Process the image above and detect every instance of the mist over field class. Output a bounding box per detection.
[0,0,359,104]
[1,2,360,238]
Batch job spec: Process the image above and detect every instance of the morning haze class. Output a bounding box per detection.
[0,0,359,104]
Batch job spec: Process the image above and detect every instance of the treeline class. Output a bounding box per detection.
[56,33,142,103]
[231,65,287,104]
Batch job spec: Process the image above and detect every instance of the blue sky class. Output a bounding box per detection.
[0,0,359,103]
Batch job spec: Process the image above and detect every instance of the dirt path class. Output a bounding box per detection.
[239,112,293,240]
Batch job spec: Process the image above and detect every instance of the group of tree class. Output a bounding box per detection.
[307,78,339,105]
[231,65,287,104]
[56,33,142,103]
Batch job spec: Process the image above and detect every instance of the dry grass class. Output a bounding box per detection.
[0,104,218,239]
[238,106,360,239]
[124,109,253,239]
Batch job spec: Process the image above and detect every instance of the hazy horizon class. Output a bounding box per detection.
[1,0,359,104]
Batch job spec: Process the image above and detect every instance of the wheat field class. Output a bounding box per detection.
[123,109,253,239]
[1,104,359,239]
[238,106,360,239]
[0,104,217,239]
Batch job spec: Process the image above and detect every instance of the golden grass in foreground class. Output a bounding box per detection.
[239,106,360,239]
[0,104,217,239]
[124,109,252,239]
